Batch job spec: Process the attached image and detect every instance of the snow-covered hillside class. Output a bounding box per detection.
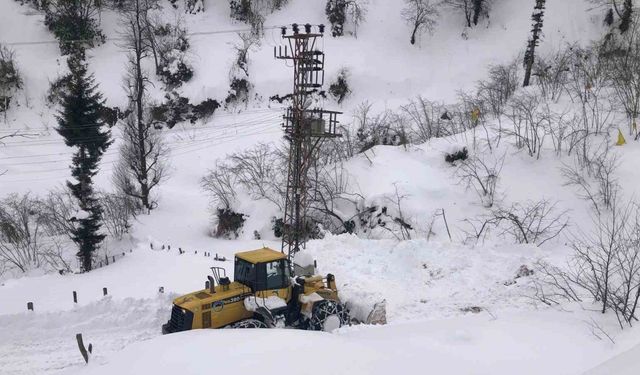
[2,0,640,374]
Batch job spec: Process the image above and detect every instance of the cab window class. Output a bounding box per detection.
[234,258,255,290]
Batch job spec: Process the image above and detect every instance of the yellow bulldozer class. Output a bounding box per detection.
[162,247,350,333]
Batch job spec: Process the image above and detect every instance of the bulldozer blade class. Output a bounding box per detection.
[365,300,387,325]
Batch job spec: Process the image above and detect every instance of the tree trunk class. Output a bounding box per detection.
[410,23,419,45]
[134,0,151,210]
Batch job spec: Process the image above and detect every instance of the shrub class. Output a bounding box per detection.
[326,0,347,37]
[0,44,23,112]
[155,22,193,88]
[151,93,220,128]
[225,77,252,106]
[329,68,351,104]
[215,208,245,239]
[445,147,468,164]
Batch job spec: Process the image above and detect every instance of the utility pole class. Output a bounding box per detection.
[275,23,342,263]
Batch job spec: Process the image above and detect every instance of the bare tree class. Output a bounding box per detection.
[0,44,23,116]
[477,60,520,119]
[603,19,640,138]
[465,200,569,246]
[401,0,439,45]
[537,200,640,327]
[444,0,490,28]
[456,152,505,208]
[99,192,136,240]
[503,91,551,159]
[0,194,44,272]
[350,0,369,37]
[566,45,613,135]
[201,143,286,212]
[401,97,453,142]
[115,0,169,211]
[308,160,362,234]
[38,187,78,240]
[561,140,620,215]
[533,47,571,102]
[201,163,238,210]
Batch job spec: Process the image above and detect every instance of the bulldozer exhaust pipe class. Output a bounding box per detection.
[207,276,215,293]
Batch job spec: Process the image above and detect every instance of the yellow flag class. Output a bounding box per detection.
[471,108,480,122]
[616,129,627,146]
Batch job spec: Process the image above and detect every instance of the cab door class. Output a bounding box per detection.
[256,259,292,303]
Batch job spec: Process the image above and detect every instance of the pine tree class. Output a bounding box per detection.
[56,53,112,272]
[326,0,347,37]
[523,0,546,87]
[472,0,484,26]
[619,0,633,33]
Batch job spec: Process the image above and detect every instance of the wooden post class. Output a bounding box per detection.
[441,209,452,241]
[76,333,92,364]
[105,254,109,266]
[73,291,77,304]
[112,256,115,263]
[102,287,108,296]
[27,302,33,311]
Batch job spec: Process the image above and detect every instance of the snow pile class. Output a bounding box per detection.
[63,311,640,375]
[301,234,550,322]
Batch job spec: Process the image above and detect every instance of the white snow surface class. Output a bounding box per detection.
[2,0,640,374]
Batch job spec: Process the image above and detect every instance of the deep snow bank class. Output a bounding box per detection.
[64,311,632,375]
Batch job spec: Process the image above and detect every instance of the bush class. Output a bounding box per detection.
[159,59,194,87]
[99,192,137,240]
[329,68,351,104]
[445,147,468,164]
[326,0,347,37]
[0,44,23,112]
[215,208,245,239]
[155,22,193,88]
[230,0,251,21]
[354,102,408,152]
[476,60,519,118]
[225,77,252,106]
[151,92,220,128]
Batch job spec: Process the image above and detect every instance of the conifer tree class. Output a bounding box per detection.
[56,53,112,272]
[523,0,546,87]
[619,0,633,33]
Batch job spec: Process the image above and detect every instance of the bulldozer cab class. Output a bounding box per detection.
[234,248,292,302]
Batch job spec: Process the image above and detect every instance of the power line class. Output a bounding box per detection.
[1,26,283,47]
[0,112,281,148]
[0,125,281,183]
[0,115,280,166]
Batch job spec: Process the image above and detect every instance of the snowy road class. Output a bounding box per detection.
[0,297,170,375]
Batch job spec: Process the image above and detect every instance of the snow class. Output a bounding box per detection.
[1,0,640,374]
[52,312,640,375]
[244,295,287,311]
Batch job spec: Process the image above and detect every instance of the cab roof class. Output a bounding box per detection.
[235,247,286,263]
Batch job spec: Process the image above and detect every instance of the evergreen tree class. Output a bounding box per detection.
[326,0,347,37]
[619,0,633,33]
[523,0,546,87]
[472,0,485,26]
[56,53,112,272]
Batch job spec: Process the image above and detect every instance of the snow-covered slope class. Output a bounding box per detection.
[3,0,640,374]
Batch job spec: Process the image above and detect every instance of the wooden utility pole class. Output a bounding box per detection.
[275,24,342,264]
